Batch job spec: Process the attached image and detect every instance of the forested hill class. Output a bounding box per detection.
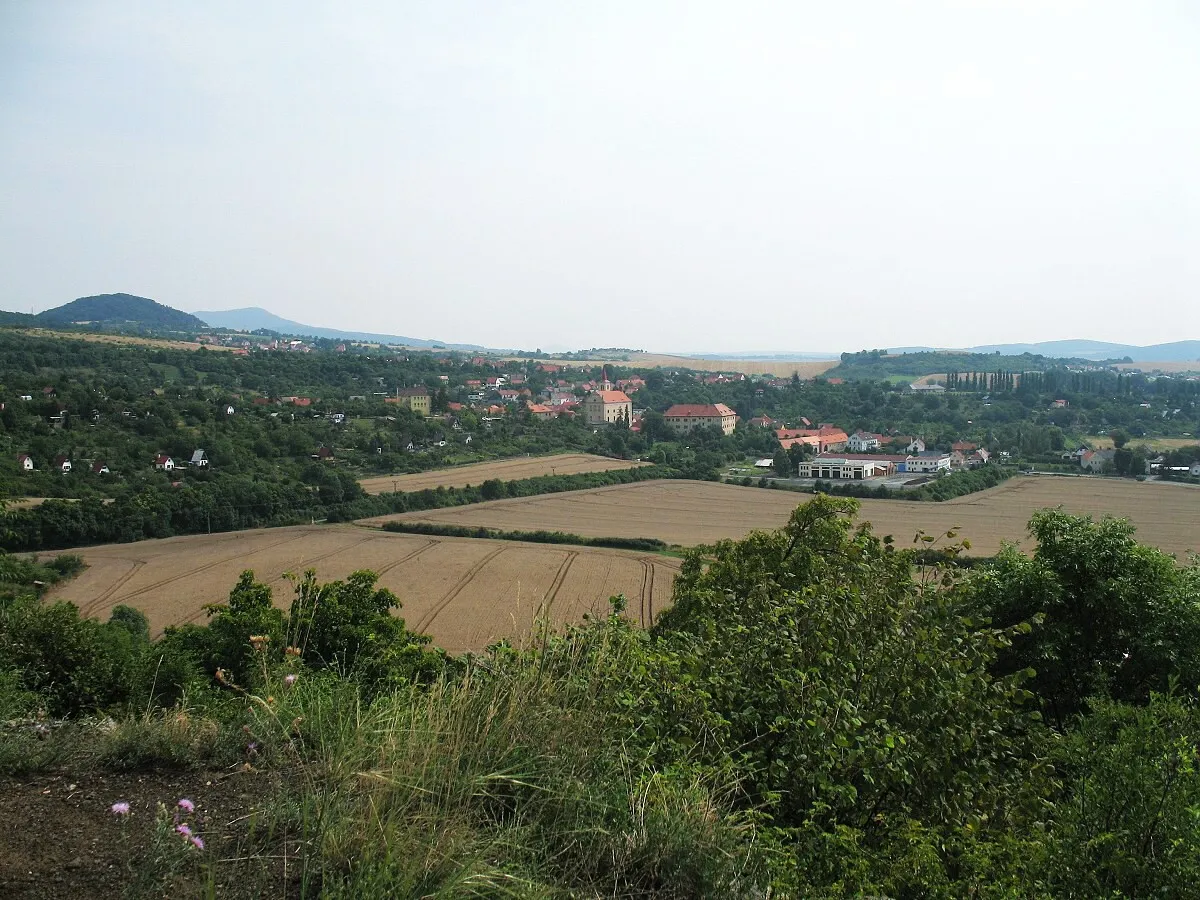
[25,293,208,330]
[827,348,1102,380]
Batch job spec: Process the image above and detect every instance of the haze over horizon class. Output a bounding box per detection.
[2,2,1198,353]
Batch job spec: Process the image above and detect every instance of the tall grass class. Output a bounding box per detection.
[239,618,768,897]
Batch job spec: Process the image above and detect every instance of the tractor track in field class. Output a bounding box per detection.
[106,532,312,609]
[78,559,146,617]
[637,559,652,627]
[370,539,441,579]
[261,535,395,589]
[541,551,579,613]
[412,546,508,634]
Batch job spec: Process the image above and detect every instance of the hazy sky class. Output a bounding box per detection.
[2,1,1198,353]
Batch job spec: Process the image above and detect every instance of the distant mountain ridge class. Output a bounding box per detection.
[194,307,486,350]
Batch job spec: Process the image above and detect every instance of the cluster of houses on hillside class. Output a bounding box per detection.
[15,449,213,476]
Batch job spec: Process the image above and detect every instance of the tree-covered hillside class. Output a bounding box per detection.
[828,348,1102,379]
[32,293,207,330]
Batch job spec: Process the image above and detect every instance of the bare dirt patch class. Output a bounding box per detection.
[44,526,679,654]
[358,453,649,495]
[372,477,1200,560]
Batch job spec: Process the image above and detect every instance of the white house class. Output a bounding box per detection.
[17,453,34,472]
[905,452,952,474]
[53,455,72,474]
[847,431,881,453]
[190,449,209,467]
[905,438,927,453]
[155,455,175,471]
[798,456,892,480]
[1080,449,1115,473]
[225,405,235,416]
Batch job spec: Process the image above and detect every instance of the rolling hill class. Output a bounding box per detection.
[31,294,208,330]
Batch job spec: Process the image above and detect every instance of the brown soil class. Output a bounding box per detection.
[0,764,283,899]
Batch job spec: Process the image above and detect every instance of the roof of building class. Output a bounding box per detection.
[395,387,429,397]
[814,452,908,463]
[589,390,632,404]
[664,403,737,418]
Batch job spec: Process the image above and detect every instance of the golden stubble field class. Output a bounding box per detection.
[17,328,235,352]
[358,454,649,494]
[45,526,679,654]
[368,477,1200,560]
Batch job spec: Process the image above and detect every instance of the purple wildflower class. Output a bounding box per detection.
[190,835,205,851]
[110,801,131,816]
[284,673,298,687]
[177,798,195,813]
[176,823,193,838]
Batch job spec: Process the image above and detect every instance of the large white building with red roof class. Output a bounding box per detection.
[663,403,738,436]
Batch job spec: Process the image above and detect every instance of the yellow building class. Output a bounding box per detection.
[663,403,738,436]
[390,387,431,415]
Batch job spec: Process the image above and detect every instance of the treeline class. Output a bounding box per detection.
[0,464,673,552]
[380,520,668,552]
[3,501,1199,895]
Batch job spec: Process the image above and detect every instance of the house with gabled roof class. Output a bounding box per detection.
[17,453,34,472]
[53,455,72,474]
[583,390,633,426]
[190,449,209,467]
[154,455,175,471]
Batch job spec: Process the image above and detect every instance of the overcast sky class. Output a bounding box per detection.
[2,2,1198,353]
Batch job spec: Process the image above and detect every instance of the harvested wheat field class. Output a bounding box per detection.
[366,477,1200,559]
[45,525,678,654]
[357,453,649,494]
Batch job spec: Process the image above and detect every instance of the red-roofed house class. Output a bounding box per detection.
[664,403,738,436]
[154,455,175,471]
[17,453,34,472]
[53,455,72,474]
[527,403,556,420]
[775,427,848,452]
[583,390,632,426]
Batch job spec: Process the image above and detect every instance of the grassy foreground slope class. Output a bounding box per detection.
[2,496,1200,897]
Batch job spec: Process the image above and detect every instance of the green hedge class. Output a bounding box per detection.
[380,520,668,553]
